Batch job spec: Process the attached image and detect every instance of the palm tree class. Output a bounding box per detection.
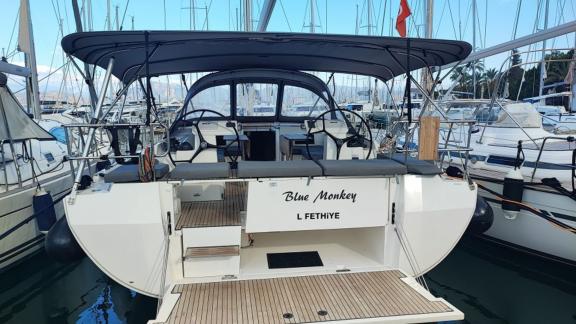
[484,68,498,98]
[450,66,472,94]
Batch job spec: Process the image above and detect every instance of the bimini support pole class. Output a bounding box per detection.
[68,57,115,203]
[403,38,412,162]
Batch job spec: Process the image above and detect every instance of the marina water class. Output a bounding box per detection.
[0,236,575,324]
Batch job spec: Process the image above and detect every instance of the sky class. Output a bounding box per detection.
[1,0,576,103]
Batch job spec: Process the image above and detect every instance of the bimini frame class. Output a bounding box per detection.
[63,32,475,200]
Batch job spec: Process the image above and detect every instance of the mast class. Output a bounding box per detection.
[18,0,41,119]
[115,5,120,30]
[538,0,550,96]
[367,0,372,36]
[572,32,576,112]
[87,0,93,31]
[472,0,477,99]
[355,4,359,35]
[71,0,98,111]
[425,0,433,38]
[355,4,359,101]
[192,0,196,30]
[107,0,112,30]
[421,0,433,93]
[367,0,372,102]
[310,0,315,33]
[244,0,252,31]
[256,0,276,32]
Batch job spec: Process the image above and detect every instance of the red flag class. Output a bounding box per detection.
[395,0,412,37]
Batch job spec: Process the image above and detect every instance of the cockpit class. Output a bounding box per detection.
[168,69,373,164]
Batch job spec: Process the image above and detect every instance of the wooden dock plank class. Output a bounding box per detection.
[165,270,452,323]
[176,182,247,229]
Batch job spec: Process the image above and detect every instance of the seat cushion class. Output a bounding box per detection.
[104,163,169,183]
[381,153,442,175]
[293,145,324,160]
[169,162,230,180]
[318,159,407,176]
[237,160,323,178]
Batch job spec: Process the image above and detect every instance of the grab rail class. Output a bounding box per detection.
[530,136,576,181]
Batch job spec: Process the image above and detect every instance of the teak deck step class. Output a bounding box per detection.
[184,246,240,258]
[164,270,453,324]
[177,182,247,229]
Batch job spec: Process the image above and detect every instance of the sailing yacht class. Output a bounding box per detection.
[0,0,111,270]
[60,31,479,323]
[0,71,76,270]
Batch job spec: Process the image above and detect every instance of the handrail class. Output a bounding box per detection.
[530,136,576,181]
[63,122,165,128]
[394,119,477,124]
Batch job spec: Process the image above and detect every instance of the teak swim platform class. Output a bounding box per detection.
[163,270,455,324]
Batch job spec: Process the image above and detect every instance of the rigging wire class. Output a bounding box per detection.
[446,0,458,40]
[120,0,131,30]
[434,0,448,39]
[459,1,472,42]
[375,0,383,36]
[13,63,69,94]
[380,0,388,36]
[278,0,292,32]
[407,0,421,37]
[200,0,214,30]
[516,0,543,100]
[42,16,65,102]
[5,8,19,59]
[550,0,569,49]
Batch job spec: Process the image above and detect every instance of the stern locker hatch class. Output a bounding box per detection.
[163,270,461,324]
[180,182,245,278]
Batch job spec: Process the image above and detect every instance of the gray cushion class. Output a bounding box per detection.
[387,154,442,175]
[104,163,169,183]
[318,159,407,176]
[294,145,324,160]
[237,160,323,178]
[169,162,230,180]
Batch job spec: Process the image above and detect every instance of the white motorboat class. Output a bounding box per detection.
[61,31,479,323]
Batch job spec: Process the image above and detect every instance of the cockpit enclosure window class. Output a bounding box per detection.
[184,84,231,119]
[236,83,278,117]
[282,85,329,118]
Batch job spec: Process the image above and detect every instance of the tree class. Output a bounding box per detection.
[507,49,523,99]
[484,68,498,98]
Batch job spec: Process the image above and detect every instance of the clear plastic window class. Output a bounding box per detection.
[282,85,329,117]
[236,83,278,117]
[184,85,231,118]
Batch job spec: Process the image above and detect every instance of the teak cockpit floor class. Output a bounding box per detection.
[176,182,247,229]
[164,270,453,324]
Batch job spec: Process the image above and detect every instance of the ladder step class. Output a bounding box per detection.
[184,245,240,258]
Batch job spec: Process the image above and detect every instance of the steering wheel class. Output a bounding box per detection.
[306,108,373,160]
[169,109,241,163]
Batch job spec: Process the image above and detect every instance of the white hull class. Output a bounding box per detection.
[477,179,576,263]
[65,173,476,323]
[0,169,73,271]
